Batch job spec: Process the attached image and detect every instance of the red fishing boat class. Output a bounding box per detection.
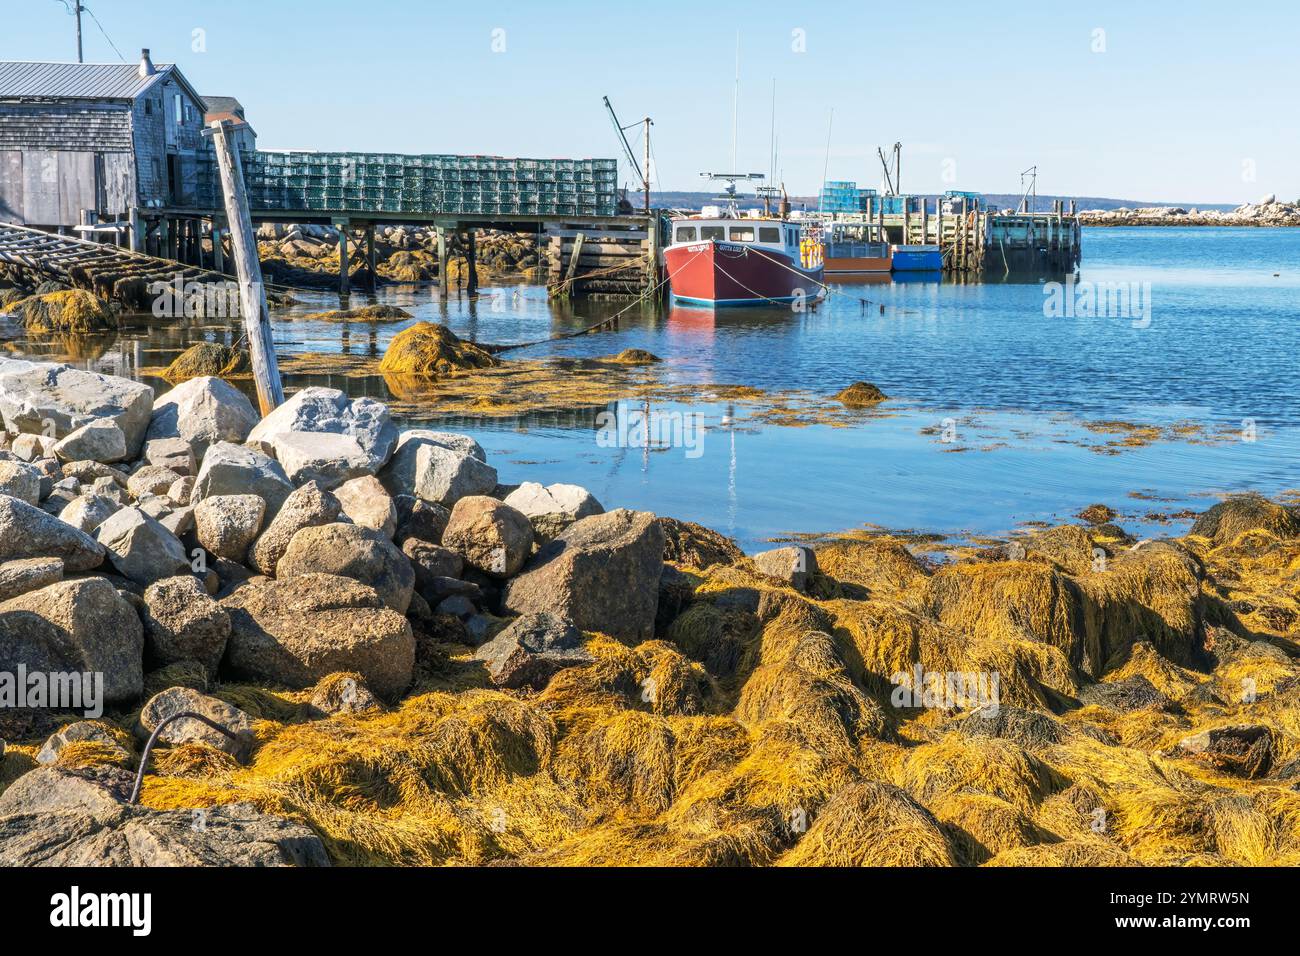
[664,176,824,306]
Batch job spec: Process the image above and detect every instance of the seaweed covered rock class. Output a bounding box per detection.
[504,509,665,641]
[834,381,888,407]
[162,342,250,384]
[608,348,661,364]
[1175,724,1273,778]
[657,516,744,569]
[777,782,957,866]
[300,304,411,322]
[220,573,415,698]
[5,289,114,334]
[378,322,499,375]
[1190,494,1300,545]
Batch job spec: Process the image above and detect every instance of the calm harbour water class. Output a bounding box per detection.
[6,226,1299,551]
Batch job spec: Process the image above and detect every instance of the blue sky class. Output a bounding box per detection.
[6,0,1297,202]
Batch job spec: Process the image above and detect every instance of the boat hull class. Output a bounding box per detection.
[665,241,824,306]
[891,245,943,272]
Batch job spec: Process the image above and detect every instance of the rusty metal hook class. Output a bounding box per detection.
[128,710,246,805]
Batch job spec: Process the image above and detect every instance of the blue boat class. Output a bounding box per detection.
[891,244,942,272]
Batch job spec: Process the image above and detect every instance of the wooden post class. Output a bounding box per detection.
[936,200,945,268]
[128,207,142,252]
[465,229,478,296]
[212,217,225,274]
[206,119,284,416]
[436,226,448,298]
[337,222,350,296]
[366,225,377,291]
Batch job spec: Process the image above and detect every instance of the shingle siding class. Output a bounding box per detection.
[0,102,132,150]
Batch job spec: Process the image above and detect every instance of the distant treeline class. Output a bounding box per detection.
[647,190,1239,213]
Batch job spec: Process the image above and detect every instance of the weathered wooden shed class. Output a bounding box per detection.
[0,49,208,248]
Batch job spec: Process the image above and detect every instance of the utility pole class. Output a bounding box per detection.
[74,1,83,63]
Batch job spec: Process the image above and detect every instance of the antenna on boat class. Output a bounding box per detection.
[731,32,740,175]
[819,108,834,218]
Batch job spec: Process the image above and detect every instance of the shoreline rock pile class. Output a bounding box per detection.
[1079,194,1300,227]
[1,356,1299,867]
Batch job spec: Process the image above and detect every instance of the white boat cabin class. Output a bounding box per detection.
[669,217,805,255]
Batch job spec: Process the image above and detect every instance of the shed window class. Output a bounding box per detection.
[151,158,161,181]
[144,98,153,115]
[728,226,754,242]
[699,226,724,241]
[674,226,696,243]
[174,94,182,123]
[759,226,780,243]
[184,103,192,122]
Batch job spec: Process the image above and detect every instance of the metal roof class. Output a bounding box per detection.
[0,60,200,104]
[202,95,243,116]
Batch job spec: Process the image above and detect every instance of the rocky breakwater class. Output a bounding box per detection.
[0,358,669,864]
[1079,194,1300,227]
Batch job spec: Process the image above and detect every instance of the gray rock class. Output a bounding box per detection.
[401,538,464,598]
[394,494,450,545]
[0,556,63,602]
[276,522,414,613]
[126,465,182,500]
[0,460,40,504]
[247,481,341,576]
[221,573,415,697]
[0,578,143,702]
[1176,724,1273,778]
[271,430,373,488]
[9,433,57,462]
[442,495,533,578]
[166,475,194,506]
[192,441,293,516]
[95,506,190,586]
[0,360,153,457]
[52,419,128,464]
[503,509,664,641]
[61,460,128,487]
[145,375,258,461]
[57,493,121,534]
[247,386,398,473]
[0,766,328,866]
[752,545,818,593]
[142,575,230,675]
[334,474,396,537]
[143,437,197,477]
[139,687,254,759]
[378,434,497,507]
[0,494,104,571]
[394,428,486,462]
[194,494,265,563]
[473,612,591,689]
[503,481,603,541]
[158,506,194,538]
